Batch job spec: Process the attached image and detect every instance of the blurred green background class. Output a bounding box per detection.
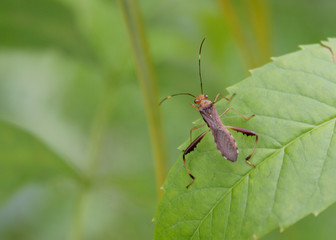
[0,0,336,239]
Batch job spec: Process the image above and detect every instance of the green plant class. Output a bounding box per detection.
[154,39,336,239]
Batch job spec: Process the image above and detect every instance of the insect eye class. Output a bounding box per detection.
[194,99,197,103]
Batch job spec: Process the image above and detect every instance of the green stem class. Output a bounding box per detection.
[246,0,272,64]
[218,0,257,69]
[86,80,115,175]
[68,187,87,240]
[118,0,168,200]
[68,79,115,240]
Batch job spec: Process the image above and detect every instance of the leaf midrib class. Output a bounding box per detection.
[190,116,336,239]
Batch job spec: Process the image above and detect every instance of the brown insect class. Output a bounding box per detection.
[160,38,258,188]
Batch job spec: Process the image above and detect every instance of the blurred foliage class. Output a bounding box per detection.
[0,0,336,239]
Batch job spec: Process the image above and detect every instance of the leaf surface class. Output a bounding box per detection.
[154,39,336,240]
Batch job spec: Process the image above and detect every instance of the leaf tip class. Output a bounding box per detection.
[248,69,255,75]
[279,225,285,233]
[177,143,185,151]
[248,67,262,75]
[298,45,309,51]
[248,66,266,76]
[313,211,320,217]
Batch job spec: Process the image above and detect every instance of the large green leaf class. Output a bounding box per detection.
[154,38,336,239]
[0,120,80,205]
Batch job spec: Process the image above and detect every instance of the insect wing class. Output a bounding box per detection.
[212,127,238,162]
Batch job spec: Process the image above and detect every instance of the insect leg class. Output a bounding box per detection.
[213,93,236,103]
[225,126,258,167]
[183,129,210,188]
[219,107,255,120]
[320,41,335,63]
[190,103,199,111]
[190,124,206,143]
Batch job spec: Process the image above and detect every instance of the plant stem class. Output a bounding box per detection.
[118,0,168,200]
[68,186,87,240]
[246,0,272,64]
[218,0,257,69]
[68,78,115,240]
[86,80,115,176]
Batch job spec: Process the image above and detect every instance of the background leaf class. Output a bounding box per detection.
[154,39,336,239]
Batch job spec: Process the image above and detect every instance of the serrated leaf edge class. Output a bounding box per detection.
[188,117,336,238]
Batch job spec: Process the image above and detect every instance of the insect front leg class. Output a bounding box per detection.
[189,124,206,143]
[183,129,210,188]
[190,103,199,110]
[213,93,236,103]
[225,126,258,167]
[219,107,255,120]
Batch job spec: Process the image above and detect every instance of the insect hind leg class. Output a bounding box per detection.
[183,129,210,188]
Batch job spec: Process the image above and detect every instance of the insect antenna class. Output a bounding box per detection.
[159,93,196,105]
[199,38,206,94]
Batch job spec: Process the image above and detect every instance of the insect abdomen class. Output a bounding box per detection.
[211,127,238,162]
[200,104,238,162]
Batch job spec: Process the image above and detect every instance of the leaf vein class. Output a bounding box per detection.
[254,114,316,127]
[245,86,336,111]
[314,119,336,203]
[305,46,336,64]
[273,62,336,85]
[238,175,250,240]
[223,191,232,240]
[187,117,336,238]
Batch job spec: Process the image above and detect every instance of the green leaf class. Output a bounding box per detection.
[0,120,80,205]
[154,38,336,239]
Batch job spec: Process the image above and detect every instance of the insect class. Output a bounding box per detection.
[160,38,258,188]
